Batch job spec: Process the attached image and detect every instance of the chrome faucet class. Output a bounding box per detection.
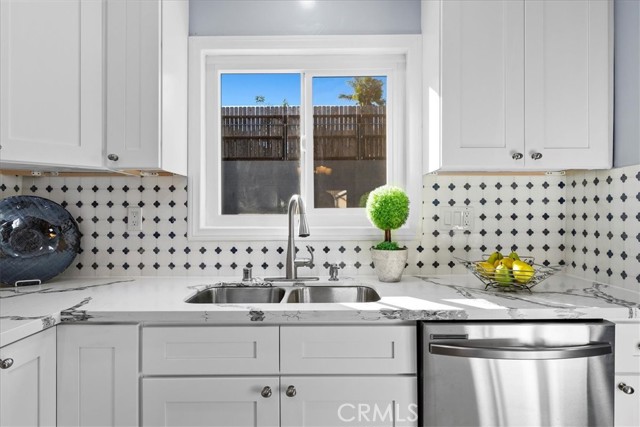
[265,195,318,282]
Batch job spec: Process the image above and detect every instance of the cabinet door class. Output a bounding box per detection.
[615,375,640,427]
[142,377,280,427]
[0,328,56,427]
[106,0,187,174]
[0,0,103,169]
[57,325,139,427]
[281,376,417,427]
[525,0,612,169]
[440,0,525,171]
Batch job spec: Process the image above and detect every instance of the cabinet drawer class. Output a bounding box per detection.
[280,325,416,374]
[142,326,279,375]
[616,322,640,373]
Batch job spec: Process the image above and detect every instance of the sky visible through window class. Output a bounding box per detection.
[220,73,386,106]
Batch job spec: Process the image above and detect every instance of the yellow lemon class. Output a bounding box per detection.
[512,260,535,284]
[475,261,495,278]
[500,258,514,269]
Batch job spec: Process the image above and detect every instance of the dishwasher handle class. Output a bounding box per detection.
[429,340,612,360]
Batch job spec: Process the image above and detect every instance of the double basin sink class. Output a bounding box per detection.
[186,285,381,304]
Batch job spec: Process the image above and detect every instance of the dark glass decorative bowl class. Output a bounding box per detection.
[0,196,80,286]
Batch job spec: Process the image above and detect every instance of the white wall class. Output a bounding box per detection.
[189,0,421,36]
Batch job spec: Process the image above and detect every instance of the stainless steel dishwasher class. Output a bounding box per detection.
[420,321,614,427]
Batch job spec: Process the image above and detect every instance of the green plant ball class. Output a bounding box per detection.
[366,185,410,231]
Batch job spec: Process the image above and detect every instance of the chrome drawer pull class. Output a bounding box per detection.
[260,386,272,398]
[618,383,635,395]
[0,358,14,369]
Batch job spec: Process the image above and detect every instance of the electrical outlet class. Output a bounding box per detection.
[439,206,474,231]
[127,207,142,231]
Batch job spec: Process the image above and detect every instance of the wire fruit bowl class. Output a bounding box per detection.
[455,256,561,292]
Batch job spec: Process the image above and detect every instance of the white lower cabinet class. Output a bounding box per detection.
[280,376,417,427]
[142,377,280,427]
[0,328,56,427]
[614,321,640,427]
[615,374,640,427]
[141,325,417,427]
[57,324,139,427]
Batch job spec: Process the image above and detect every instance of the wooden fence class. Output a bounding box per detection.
[221,106,386,161]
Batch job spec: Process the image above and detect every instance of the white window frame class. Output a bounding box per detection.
[188,36,422,241]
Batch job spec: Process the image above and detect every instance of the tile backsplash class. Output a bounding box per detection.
[1,164,638,291]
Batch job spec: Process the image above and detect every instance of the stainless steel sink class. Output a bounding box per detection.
[286,286,381,303]
[186,287,285,304]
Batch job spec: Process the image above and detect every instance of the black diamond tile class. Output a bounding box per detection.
[354,246,361,253]
[432,261,439,268]
[246,247,253,254]
[432,245,440,253]
[432,183,440,190]
[447,261,455,268]
[184,262,191,270]
[495,229,502,236]
[277,247,284,254]
[30,185,38,192]
[479,183,487,190]
[168,247,176,254]
[168,262,175,270]
[214,263,222,270]
[417,245,424,253]
[448,199,455,206]
[261,247,268,254]
[495,183,502,190]
[354,261,362,269]
[448,246,455,253]
[323,246,330,253]
[495,213,502,220]
[76,185,83,192]
[621,173,628,183]
[432,199,440,206]
[417,261,424,268]
[480,198,487,205]
[184,247,191,254]
[495,198,502,205]
[261,262,268,270]
[479,213,487,221]
[464,183,471,190]
[510,182,518,189]
[448,183,455,190]
[122,262,130,270]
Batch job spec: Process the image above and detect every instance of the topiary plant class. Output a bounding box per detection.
[366,185,409,250]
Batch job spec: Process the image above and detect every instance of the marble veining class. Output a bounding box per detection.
[1,274,638,348]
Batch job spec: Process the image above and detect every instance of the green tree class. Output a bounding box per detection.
[338,77,385,106]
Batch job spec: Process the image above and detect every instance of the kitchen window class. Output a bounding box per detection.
[188,36,422,240]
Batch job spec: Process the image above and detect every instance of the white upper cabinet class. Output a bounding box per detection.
[105,0,188,175]
[0,0,104,169]
[424,0,613,172]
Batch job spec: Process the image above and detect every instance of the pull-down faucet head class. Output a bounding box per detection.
[295,196,310,237]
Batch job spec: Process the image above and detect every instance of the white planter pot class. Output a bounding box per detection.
[371,248,408,282]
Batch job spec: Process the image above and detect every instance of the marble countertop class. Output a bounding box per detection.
[1,274,638,347]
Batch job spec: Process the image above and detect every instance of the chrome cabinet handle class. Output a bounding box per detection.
[512,152,523,160]
[618,383,635,395]
[260,386,272,398]
[107,154,119,161]
[0,358,14,369]
[285,385,297,397]
[531,152,543,160]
